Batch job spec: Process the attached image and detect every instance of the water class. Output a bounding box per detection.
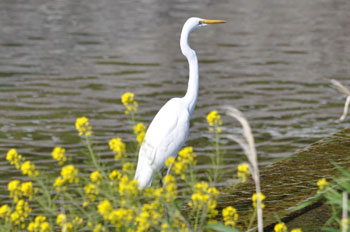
[1,0,350,191]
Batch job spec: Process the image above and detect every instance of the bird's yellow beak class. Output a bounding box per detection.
[200,19,227,24]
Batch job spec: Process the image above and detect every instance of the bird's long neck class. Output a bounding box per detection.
[181,25,199,115]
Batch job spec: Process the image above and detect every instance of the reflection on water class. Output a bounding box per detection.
[1,0,350,190]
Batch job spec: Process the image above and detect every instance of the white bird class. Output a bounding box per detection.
[134,17,226,189]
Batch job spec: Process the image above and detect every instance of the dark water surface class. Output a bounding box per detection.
[1,0,350,192]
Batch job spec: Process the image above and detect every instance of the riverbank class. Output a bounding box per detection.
[219,129,350,231]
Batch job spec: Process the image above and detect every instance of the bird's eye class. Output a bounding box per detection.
[198,21,203,25]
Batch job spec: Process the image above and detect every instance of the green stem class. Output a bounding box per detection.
[214,128,220,182]
[193,207,201,232]
[85,137,108,180]
[36,177,53,211]
[247,208,257,230]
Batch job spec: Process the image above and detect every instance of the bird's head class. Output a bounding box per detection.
[180,17,226,56]
[184,17,227,32]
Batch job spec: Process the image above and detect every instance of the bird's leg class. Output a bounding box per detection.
[161,164,173,220]
[162,164,173,188]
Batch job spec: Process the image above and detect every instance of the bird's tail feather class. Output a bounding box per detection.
[134,162,154,190]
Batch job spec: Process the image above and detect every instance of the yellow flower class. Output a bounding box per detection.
[90,171,102,185]
[121,92,138,115]
[8,180,22,202]
[162,174,178,202]
[134,123,146,145]
[317,178,329,192]
[165,156,175,167]
[21,182,35,199]
[28,215,50,232]
[161,223,170,232]
[222,206,239,227]
[40,222,50,232]
[0,204,11,218]
[53,177,66,192]
[118,175,138,199]
[61,165,79,184]
[75,116,92,137]
[11,200,31,228]
[52,146,67,165]
[109,208,134,227]
[252,192,266,209]
[98,200,113,220]
[56,214,66,226]
[237,163,250,183]
[93,224,106,232]
[135,201,163,231]
[109,170,122,181]
[274,222,287,232]
[84,183,99,204]
[122,162,135,173]
[188,182,219,218]
[109,137,126,160]
[291,229,302,232]
[169,147,196,179]
[53,165,79,192]
[206,110,222,133]
[73,216,83,225]
[6,149,22,169]
[56,214,73,232]
[21,161,39,178]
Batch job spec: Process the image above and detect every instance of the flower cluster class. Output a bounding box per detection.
[6,149,22,169]
[0,204,11,219]
[206,110,222,133]
[83,171,103,207]
[97,199,134,229]
[109,137,126,160]
[93,224,106,232]
[162,174,178,202]
[121,92,138,115]
[8,180,36,202]
[83,183,99,207]
[53,165,79,192]
[274,222,287,232]
[52,146,67,165]
[166,146,196,180]
[274,222,302,232]
[188,182,220,218]
[237,163,250,183]
[28,215,51,232]
[56,214,73,232]
[317,178,329,192]
[118,175,139,200]
[252,192,266,209]
[109,170,122,181]
[222,206,239,227]
[21,161,39,178]
[90,171,103,185]
[98,200,113,220]
[122,162,135,176]
[134,122,146,145]
[10,200,31,229]
[135,200,163,232]
[75,116,92,137]
[6,149,39,178]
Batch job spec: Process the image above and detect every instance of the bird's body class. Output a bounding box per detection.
[134,17,226,189]
[134,98,190,188]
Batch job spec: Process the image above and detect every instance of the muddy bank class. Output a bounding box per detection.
[219,129,350,231]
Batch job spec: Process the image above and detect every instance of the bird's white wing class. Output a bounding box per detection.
[134,98,190,188]
[139,98,190,169]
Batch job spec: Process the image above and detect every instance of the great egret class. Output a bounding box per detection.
[134,17,226,189]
